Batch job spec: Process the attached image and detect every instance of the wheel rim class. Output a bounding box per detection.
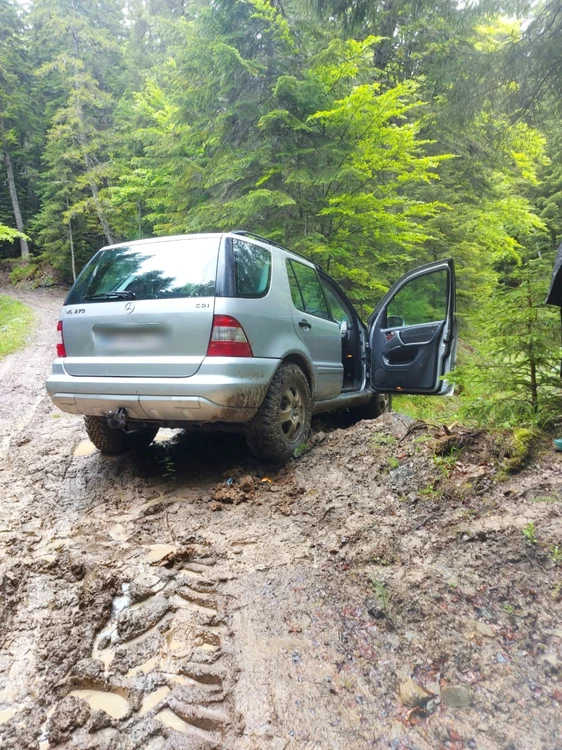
[279,385,306,443]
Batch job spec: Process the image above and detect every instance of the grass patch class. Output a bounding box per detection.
[0,295,34,359]
[393,393,461,423]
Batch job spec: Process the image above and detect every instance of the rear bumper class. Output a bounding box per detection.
[46,357,280,423]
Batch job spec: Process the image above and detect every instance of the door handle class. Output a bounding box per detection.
[299,319,311,330]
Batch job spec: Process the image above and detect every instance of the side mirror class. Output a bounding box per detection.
[387,314,405,328]
[340,320,349,339]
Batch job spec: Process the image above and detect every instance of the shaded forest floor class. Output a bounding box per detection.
[0,289,561,750]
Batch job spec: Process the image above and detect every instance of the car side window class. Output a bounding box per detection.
[287,262,304,309]
[321,280,352,325]
[233,239,271,297]
[287,260,330,319]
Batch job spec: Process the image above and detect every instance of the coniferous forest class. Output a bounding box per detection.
[1,0,561,425]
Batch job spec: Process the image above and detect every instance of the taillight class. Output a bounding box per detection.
[206,315,253,358]
[56,320,66,358]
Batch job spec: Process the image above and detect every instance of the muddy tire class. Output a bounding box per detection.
[245,363,312,462]
[84,416,159,456]
[356,392,392,420]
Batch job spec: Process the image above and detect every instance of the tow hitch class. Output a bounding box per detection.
[107,407,127,430]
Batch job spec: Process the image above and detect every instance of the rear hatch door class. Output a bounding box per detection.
[62,236,220,378]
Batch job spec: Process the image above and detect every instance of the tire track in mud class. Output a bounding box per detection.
[0,289,241,748]
[36,540,239,749]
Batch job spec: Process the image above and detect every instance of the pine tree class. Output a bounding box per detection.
[0,0,33,259]
[30,0,124,275]
[455,253,562,426]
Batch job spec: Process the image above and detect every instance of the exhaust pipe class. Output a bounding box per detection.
[107,407,127,430]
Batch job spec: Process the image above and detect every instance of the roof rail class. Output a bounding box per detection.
[229,229,322,269]
[230,230,289,252]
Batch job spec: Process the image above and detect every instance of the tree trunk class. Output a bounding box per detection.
[67,199,76,282]
[529,355,538,414]
[373,2,398,71]
[525,274,538,414]
[3,144,30,260]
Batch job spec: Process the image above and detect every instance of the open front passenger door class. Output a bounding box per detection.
[369,259,457,394]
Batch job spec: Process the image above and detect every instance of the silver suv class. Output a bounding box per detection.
[46,231,458,461]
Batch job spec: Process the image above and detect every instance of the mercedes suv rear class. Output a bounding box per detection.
[47,231,458,461]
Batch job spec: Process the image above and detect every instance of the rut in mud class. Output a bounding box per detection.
[0,288,561,750]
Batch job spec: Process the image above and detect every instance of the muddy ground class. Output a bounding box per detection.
[0,288,561,750]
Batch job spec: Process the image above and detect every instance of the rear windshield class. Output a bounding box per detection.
[66,238,219,304]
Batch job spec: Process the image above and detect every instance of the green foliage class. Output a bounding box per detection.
[0,223,23,243]
[0,295,34,359]
[8,260,55,288]
[369,578,389,611]
[523,522,537,545]
[453,255,562,427]
[0,0,560,427]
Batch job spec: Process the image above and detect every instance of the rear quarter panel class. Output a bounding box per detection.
[214,246,316,391]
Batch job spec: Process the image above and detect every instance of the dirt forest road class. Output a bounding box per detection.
[1,289,561,750]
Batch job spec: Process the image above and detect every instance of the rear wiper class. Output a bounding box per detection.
[83,291,136,301]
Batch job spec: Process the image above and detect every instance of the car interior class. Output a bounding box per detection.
[319,275,363,392]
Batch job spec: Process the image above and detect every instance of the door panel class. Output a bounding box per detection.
[286,259,343,400]
[369,260,457,395]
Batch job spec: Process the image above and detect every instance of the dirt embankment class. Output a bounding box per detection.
[0,290,561,750]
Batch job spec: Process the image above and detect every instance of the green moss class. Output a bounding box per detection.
[0,296,34,359]
[499,427,537,476]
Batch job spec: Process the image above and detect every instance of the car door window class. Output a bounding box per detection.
[321,281,352,325]
[386,269,448,327]
[287,260,329,319]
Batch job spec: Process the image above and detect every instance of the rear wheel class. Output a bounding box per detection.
[245,363,312,462]
[356,392,392,420]
[84,416,159,456]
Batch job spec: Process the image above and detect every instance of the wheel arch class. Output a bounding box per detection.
[279,352,315,397]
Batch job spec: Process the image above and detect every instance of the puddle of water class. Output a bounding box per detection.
[156,708,191,734]
[166,638,190,659]
[37,704,56,747]
[173,593,215,614]
[0,708,17,726]
[92,583,131,673]
[146,544,176,563]
[112,584,131,615]
[69,690,129,720]
[166,674,196,687]
[73,440,96,457]
[0,687,16,703]
[140,686,170,716]
[36,554,57,564]
[197,643,220,652]
[93,647,115,671]
[126,655,160,678]
[108,525,129,542]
